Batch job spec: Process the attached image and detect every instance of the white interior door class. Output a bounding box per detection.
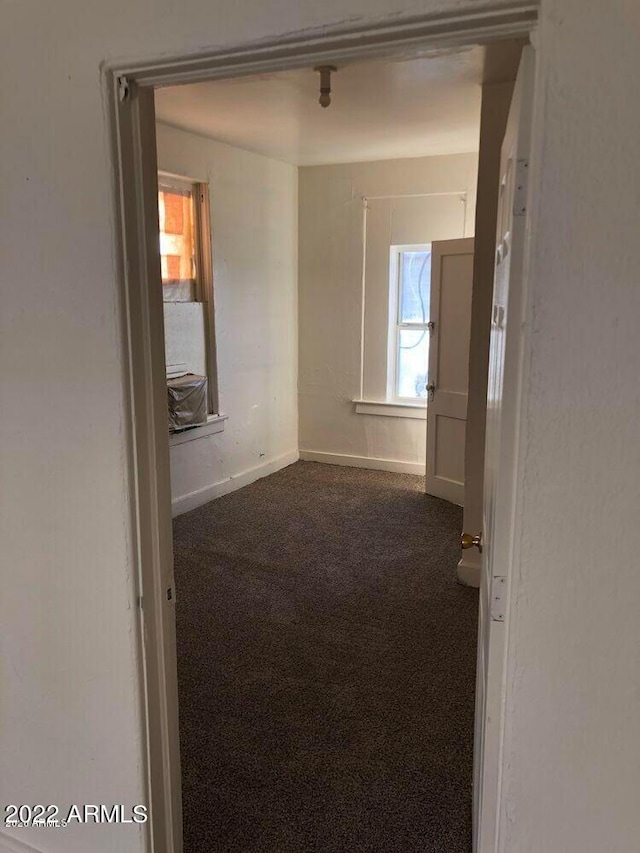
[426,237,475,504]
[474,46,534,853]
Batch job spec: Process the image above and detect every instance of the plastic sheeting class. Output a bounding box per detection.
[162,280,196,302]
[167,373,208,432]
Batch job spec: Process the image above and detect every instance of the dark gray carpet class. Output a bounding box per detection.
[173,461,478,853]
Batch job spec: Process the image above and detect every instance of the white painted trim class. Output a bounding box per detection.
[300,449,425,476]
[112,5,538,88]
[111,80,182,853]
[457,554,481,588]
[353,399,427,419]
[159,169,205,186]
[425,236,474,508]
[426,474,464,506]
[169,414,227,447]
[166,362,188,378]
[359,197,368,401]
[0,831,43,853]
[172,449,299,516]
[367,192,468,201]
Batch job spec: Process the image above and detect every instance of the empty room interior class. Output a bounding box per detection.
[154,40,521,852]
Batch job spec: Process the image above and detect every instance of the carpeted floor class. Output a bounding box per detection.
[173,461,478,853]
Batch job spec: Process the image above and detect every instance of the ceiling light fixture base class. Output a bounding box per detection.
[313,65,337,108]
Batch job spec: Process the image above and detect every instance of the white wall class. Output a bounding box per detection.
[499,5,640,850]
[155,123,299,514]
[2,3,640,853]
[298,153,477,472]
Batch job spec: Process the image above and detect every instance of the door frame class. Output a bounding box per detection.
[474,46,536,851]
[106,5,539,850]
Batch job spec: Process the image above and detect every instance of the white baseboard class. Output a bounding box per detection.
[171,449,299,516]
[457,554,481,588]
[299,449,425,476]
[0,831,43,853]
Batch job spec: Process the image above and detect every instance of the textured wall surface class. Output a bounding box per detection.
[499,3,640,851]
[298,154,477,468]
[156,124,299,512]
[1,1,639,852]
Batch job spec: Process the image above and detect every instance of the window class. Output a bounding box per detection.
[158,173,219,418]
[158,178,199,302]
[388,245,432,402]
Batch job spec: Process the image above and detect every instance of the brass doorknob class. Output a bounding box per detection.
[461,532,483,553]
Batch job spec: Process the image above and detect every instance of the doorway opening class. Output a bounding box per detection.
[109,10,537,851]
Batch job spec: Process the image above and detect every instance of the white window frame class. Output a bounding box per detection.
[158,170,219,416]
[387,243,432,404]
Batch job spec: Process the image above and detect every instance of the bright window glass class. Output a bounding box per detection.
[397,328,429,398]
[392,247,431,401]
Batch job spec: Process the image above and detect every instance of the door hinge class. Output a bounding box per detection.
[490,576,507,622]
[427,320,435,334]
[137,595,143,610]
[117,75,131,103]
[513,159,529,217]
[167,586,174,602]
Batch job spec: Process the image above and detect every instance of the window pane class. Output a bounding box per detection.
[397,328,429,399]
[400,251,431,323]
[158,187,197,285]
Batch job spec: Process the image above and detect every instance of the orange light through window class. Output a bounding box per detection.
[158,187,196,283]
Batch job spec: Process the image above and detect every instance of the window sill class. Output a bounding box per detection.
[353,399,427,420]
[169,414,228,447]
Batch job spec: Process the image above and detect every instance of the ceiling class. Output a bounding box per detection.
[154,47,484,167]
